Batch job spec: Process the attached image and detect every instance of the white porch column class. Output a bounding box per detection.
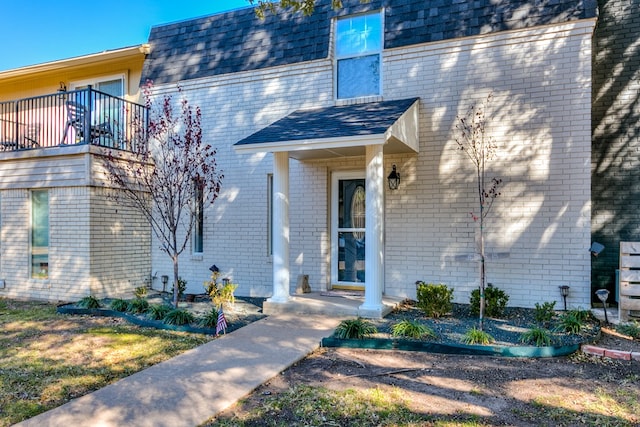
[269,151,291,303]
[359,144,385,316]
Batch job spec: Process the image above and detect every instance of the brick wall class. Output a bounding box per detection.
[591,0,640,301]
[0,171,150,302]
[152,19,595,308]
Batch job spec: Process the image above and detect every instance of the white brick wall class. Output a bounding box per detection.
[0,159,151,302]
[152,20,595,309]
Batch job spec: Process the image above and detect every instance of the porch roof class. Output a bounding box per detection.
[233,98,420,160]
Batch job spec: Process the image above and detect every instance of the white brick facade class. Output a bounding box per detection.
[151,20,594,309]
[0,150,150,302]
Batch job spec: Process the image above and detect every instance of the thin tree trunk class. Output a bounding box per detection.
[172,254,179,308]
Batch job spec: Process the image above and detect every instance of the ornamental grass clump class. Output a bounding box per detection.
[198,307,220,328]
[555,309,591,334]
[462,327,495,345]
[163,308,195,326]
[76,295,101,309]
[520,326,552,347]
[616,320,640,340]
[391,320,436,340]
[334,318,377,339]
[147,304,172,321]
[127,298,149,314]
[416,281,453,318]
[110,299,129,312]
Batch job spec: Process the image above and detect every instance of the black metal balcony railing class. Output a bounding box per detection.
[0,87,148,153]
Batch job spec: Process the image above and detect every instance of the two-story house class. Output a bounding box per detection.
[142,0,598,316]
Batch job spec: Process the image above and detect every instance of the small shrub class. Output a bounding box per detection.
[110,299,129,312]
[534,301,556,325]
[208,282,238,308]
[555,310,588,334]
[391,320,436,339]
[416,282,453,318]
[470,284,509,318]
[127,298,149,314]
[520,327,552,347]
[462,327,495,345]
[616,320,640,340]
[177,277,187,300]
[77,295,101,309]
[134,286,148,299]
[198,307,220,328]
[163,308,195,326]
[147,304,172,320]
[0,298,6,310]
[334,318,377,339]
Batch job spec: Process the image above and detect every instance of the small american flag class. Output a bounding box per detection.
[216,305,227,335]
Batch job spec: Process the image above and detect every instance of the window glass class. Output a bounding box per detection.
[337,55,380,99]
[336,13,381,57]
[335,12,382,99]
[193,180,204,254]
[31,190,49,279]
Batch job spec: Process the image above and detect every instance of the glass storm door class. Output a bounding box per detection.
[332,172,366,289]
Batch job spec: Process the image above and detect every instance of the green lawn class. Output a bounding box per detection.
[0,298,213,426]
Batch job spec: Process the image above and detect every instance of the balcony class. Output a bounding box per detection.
[0,87,148,153]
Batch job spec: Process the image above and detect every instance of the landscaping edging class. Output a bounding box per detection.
[321,337,580,358]
[56,304,218,335]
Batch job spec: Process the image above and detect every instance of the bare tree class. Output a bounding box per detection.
[455,93,502,330]
[103,82,223,308]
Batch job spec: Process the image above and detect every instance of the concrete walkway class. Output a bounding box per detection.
[16,314,342,427]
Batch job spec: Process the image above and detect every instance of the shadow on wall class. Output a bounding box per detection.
[591,0,640,302]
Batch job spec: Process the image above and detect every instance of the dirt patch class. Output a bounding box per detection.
[212,347,640,426]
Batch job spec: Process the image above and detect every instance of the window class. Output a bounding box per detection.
[335,11,382,99]
[267,174,273,256]
[193,179,204,254]
[31,190,49,279]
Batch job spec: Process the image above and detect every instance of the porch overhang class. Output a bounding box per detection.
[234,98,420,160]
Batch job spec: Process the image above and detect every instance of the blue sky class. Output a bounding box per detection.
[0,0,251,72]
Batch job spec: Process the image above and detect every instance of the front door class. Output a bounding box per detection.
[331,172,366,289]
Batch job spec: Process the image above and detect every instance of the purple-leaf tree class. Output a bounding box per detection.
[455,93,502,330]
[103,82,223,308]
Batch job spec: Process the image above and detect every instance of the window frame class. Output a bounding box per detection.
[30,190,49,280]
[334,10,384,100]
[193,178,204,255]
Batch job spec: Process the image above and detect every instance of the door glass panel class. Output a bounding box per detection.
[337,179,365,284]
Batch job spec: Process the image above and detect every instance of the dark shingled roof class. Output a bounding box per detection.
[143,0,597,84]
[234,98,419,146]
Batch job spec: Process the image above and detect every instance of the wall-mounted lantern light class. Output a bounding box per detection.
[57,82,67,100]
[387,164,400,190]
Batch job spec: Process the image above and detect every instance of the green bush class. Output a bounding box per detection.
[163,309,195,326]
[77,295,101,309]
[147,304,172,320]
[416,282,453,318]
[462,327,495,345]
[127,298,149,314]
[520,327,552,347]
[198,307,220,328]
[470,284,509,318]
[616,320,640,340]
[110,299,129,312]
[334,318,377,339]
[534,301,556,325]
[391,320,436,339]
